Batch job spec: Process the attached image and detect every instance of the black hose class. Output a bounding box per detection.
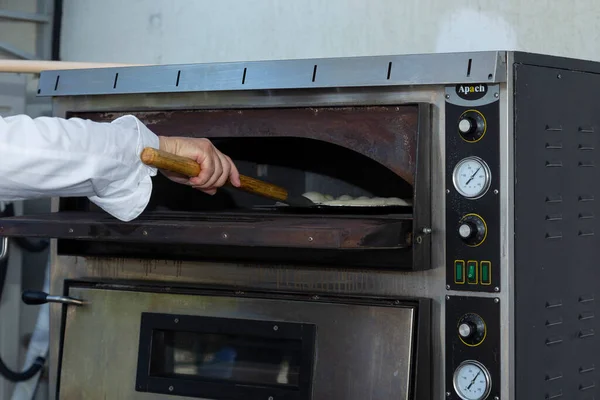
[0,356,45,382]
[0,203,46,382]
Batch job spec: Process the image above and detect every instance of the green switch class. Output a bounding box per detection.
[454,260,465,284]
[481,261,491,285]
[467,261,478,284]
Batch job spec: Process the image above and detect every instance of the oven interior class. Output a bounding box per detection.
[0,105,431,270]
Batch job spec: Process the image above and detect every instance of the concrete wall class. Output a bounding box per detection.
[60,0,600,64]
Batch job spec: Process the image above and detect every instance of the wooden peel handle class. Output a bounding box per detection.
[140,147,289,202]
[141,147,201,177]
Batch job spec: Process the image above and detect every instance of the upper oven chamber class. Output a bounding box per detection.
[0,102,432,270]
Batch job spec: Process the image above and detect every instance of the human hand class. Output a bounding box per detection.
[157,136,240,195]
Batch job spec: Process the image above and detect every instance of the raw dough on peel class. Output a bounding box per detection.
[384,197,411,206]
[302,192,326,204]
[321,196,412,207]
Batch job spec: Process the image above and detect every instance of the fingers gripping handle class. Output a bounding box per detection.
[141,147,200,177]
[140,147,290,202]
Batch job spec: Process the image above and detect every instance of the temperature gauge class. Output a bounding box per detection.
[452,157,491,199]
[453,360,492,400]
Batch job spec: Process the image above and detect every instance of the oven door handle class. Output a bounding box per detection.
[21,290,85,306]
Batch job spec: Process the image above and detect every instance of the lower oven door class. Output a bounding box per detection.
[57,284,421,400]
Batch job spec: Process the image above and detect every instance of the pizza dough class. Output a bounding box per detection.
[301,192,411,206]
[301,192,326,203]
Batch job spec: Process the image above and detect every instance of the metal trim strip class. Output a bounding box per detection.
[37,51,507,97]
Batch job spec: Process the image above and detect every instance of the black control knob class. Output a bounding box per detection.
[458,214,486,246]
[457,313,486,346]
[458,110,486,142]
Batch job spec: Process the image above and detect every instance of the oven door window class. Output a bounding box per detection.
[136,313,316,400]
[150,330,302,386]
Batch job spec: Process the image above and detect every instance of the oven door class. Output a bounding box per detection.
[56,284,428,400]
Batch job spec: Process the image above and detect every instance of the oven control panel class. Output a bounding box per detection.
[445,296,500,400]
[444,84,501,293]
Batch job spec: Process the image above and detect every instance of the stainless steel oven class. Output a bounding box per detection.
[3,51,598,399]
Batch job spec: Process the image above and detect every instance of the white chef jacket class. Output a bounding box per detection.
[0,114,159,221]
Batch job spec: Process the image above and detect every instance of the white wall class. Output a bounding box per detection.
[60,0,600,64]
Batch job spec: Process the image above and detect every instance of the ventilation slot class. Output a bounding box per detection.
[545,214,563,221]
[113,73,119,89]
[545,318,563,327]
[545,142,563,150]
[176,70,181,87]
[545,372,563,382]
[578,329,595,339]
[387,61,392,80]
[545,125,563,132]
[546,195,563,204]
[579,312,595,321]
[579,295,595,303]
[312,65,317,82]
[579,365,595,374]
[545,336,563,346]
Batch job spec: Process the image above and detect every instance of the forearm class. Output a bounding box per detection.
[0,114,159,221]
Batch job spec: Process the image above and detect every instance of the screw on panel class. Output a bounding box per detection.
[308,236,314,242]
[557,74,562,79]
[446,189,450,194]
[494,92,499,98]
[142,230,148,236]
[222,233,228,239]
[446,295,450,300]
[273,325,278,331]
[174,318,179,323]
[494,286,500,292]
[494,189,499,195]
[494,298,500,303]
[312,295,319,300]
[445,94,450,99]
[68,228,73,233]
[422,227,432,234]
[494,397,499,400]
[394,300,400,305]
[446,285,450,290]
[416,236,423,244]
[446,392,451,397]
[168,386,174,392]
[268,397,274,400]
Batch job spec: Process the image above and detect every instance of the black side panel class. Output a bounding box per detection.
[514,51,600,75]
[514,63,600,398]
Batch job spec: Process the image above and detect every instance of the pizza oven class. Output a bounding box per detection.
[4,51,598,400]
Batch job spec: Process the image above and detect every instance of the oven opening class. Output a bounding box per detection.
[0,105,430,269]
[142,137,413,214]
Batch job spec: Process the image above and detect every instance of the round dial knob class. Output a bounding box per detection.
[458,118,475,134]
[458,322,475,338]
[458,110,486,142]
[458,214,487,246]
[457,313,486,346]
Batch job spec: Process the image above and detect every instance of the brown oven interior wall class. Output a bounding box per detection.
[70,105,419,185]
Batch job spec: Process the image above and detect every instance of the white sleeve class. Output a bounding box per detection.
[0,114,160,221]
